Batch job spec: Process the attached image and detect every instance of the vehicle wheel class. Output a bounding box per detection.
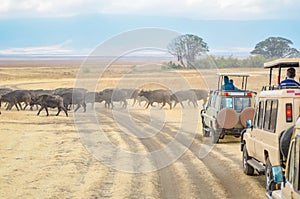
[265,157,275,192]
[200,110,210,137]
[212,129,219,144]
[202,125,210,137]
[280,126,294,159]
[242,145,254,175]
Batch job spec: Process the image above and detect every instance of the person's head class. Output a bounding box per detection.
[224,76,229,83]
[230,79,234,84]
[287,67,296,79]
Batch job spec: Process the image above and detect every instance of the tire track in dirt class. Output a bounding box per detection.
[70,113,121,198]
[128,110,265,199]
[97,110,159,199]
[98,109,190,199]
[79,110,159,198]
[106,109,226,199]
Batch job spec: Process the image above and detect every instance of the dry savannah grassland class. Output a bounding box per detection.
[0,58,281,199]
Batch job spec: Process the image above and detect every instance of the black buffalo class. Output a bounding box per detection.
[30,94,68,117]
[0,90,32,111]
[139,89,172,109]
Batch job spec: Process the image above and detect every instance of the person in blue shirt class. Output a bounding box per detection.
[280,67,300,87]
[222,76,235,90]
[229,79,238,90]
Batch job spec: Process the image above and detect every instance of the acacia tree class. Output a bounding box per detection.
[251,37,299,59]
[168,34,209,68]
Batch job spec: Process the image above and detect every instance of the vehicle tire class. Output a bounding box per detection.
[202,125,210,137]
[242,145,254,175]
[200,110,210,137]
[280,125,294,159]
[212,128,219,144]
[265,157,275,192]
[240,107,255,128]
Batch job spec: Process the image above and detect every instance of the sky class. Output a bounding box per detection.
[0,0,300,57]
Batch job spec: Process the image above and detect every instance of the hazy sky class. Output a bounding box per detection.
[1,0,300,57]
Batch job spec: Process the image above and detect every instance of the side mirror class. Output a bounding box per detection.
[246,119,253,130]
[272,166,283,183]
[272,166,284,190]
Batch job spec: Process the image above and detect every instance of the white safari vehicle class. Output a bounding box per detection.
[201,73,256,143]
[266,120,300,199]
[241,58,300,193]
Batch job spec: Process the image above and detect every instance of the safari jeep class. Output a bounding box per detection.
[241,58,300,193]
[266,120,300,199]
[201,73,256,143]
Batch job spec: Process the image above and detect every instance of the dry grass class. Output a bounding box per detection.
[0,58,280,198]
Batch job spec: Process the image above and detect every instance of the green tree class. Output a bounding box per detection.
[168,34,209,68]
[251,37,299,59]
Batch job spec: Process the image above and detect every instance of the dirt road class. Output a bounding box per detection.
[0,65,268,198]
[0,104,266,199]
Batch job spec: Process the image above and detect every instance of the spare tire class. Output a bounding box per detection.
[280,125,294,159]
[217,108,238,129]
[240,107,256,128]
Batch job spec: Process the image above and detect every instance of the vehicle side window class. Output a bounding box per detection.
[255,100,264,129]
[287,141,295,183]
[209,93,217,108]
[207,96,212,107]
[263,100,278,132]
[269,100,278,132]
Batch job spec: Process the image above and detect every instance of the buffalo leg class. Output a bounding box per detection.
[45,107,49,116]
[193,100,198,108]
[83,102,86,112]
[160,102,166,109]
[132,98,137,106]
[6,103,11,110]
[122,100,127,109]
[146,102,151,109]
[37,107,44,116]
[173,102,178,108]
[74,104,81,112]
[14,103,20,111]
[23,103,29,110]
[62,107,68,117]
[56,107,61,116]
[180,102,184,109]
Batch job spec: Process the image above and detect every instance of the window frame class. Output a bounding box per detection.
[263,99,278,133]
[255,100,264,129]
[287,140,295,183]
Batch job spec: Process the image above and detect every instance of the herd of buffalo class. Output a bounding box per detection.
[0,87,208,116]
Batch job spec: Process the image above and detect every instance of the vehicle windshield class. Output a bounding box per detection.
[221,97,251,113]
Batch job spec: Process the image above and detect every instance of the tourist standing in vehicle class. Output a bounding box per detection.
[229,79,238,90]
[280,67,300,86]
[222,76,235,90]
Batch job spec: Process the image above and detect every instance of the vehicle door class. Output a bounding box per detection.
[254,99,279,162]
[246,100,264,157]
[204,91,217,126]
[281,135,300,199]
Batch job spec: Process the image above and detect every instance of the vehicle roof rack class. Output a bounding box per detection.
[264,58,300,69]
[217,73,250,90]
[263,58,300,90]
[217,73,250,77]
